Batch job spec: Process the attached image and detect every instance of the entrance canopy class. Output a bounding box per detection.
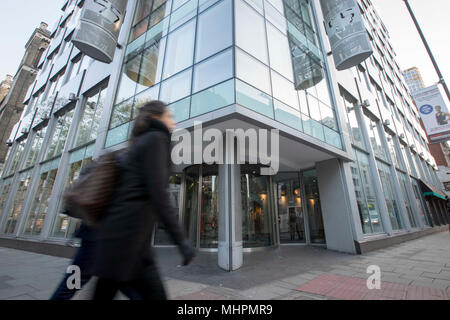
[419,180,447,200]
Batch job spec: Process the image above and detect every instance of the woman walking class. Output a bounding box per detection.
[92,101,195,300]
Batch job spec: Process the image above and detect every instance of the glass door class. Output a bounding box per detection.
[302,169,326,244]
[274,172,305,244]
[183,166,200,247]
[199,165,219,249]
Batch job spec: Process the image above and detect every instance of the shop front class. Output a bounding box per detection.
[154,164,326,251]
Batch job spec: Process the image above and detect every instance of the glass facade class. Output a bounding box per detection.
[107,0,342,149]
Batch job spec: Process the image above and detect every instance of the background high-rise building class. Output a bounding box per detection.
[0,0,447,269]
[403,66,426,94]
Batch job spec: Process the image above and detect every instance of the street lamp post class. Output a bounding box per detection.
[403,0,450,102]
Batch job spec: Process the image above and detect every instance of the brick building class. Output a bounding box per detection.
[0,23,51,172]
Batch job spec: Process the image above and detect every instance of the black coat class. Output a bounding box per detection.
[92,119,186,282]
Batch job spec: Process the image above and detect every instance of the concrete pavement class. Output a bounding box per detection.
[0,231,449,300]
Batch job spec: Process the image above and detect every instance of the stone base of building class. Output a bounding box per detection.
[0,237,77,259]
[355,225,449,254]
[1,225,448,260]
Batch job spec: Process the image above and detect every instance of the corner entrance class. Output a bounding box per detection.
[176,165,326,251]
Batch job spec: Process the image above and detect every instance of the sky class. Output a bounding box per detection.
[372,0,450,90]
[0,0,64,80]
[0,0,448,94]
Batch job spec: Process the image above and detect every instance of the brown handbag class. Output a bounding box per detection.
[63,151,122,226]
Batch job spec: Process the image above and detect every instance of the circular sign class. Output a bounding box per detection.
[419,104,434,115]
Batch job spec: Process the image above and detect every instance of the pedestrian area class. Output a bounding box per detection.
[0,231,449,300]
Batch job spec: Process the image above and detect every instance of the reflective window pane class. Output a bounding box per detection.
[115,56,140,104]
[235,0,268,64]
[193,49,233,93]
[162,19,195,79]
[195,0,232,62]
[105,122,131,148]
[160,68,192,104]
[267,23,293,81]
[168,96,191,122]
[236,79,274,118]
[135,37,166,93]
[110,98,133,129]
[377,160,403,231]
[274,99,302,131]
[3,171,32,234]
[191,79,234,117]
[351,150,384,234]
[271,70,299,110]
[24,166,59,236]
[236,49,271,94]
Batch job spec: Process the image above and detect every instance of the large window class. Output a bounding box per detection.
[351,150,383,234]
[193,48,233,93]
[162,18,196,79]
[7,140,26,176]
[397,171,418,228]
[74,87,107,148]
[236,48,271,94]
[160,67,192,104]
[195,0,232,63]
[3,171,32,234]
[235,0,268,64]
[0,179,12,222]
[23,127,47,170]
[377,160,403,231]
[266,22,294,82]
[364,115,386,161]
[51,145,94,239]
[45,108,75,160]
[23,159,60,236]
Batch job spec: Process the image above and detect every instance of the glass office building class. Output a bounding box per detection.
[0,0,448,270]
